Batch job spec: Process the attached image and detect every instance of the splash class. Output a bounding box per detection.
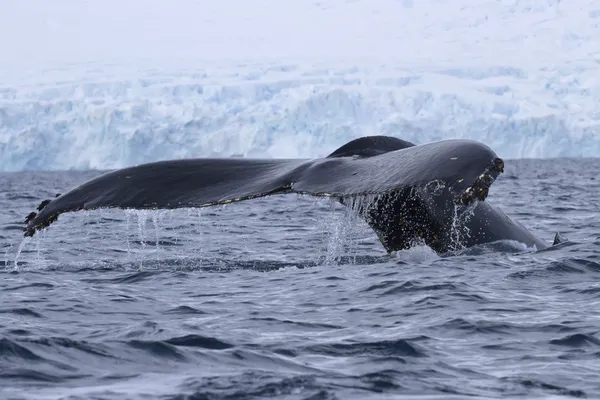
[316,194,383,266]
[3,243,11,269]
[125,210,133,255]
[315,199,345,266]
[392,241,440,263]
[448,201,478,251]
[12,237,31,269]
[136,210,149,249]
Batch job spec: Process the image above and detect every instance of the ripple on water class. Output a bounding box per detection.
[2,161,600,398]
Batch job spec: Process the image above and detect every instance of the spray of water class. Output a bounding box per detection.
[314,193,384,266]
[3,242,11,268]
[12,237,30,269]
[392,240,440,263]
[8,180,488,272]
[125,209,133,257]
[322,200,349,265]
[449,201,478,251]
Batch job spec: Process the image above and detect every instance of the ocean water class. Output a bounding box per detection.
[2,158,600,400]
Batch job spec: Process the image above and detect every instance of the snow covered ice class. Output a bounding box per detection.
[1,0,599,171]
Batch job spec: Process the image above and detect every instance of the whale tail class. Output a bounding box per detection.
[21,136,518,254]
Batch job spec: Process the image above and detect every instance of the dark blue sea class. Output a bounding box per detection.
[2,158,600,400]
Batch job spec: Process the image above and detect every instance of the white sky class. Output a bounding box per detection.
[0,0,598,68]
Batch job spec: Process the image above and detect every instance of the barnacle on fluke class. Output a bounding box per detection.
[454,157,504,206]
[23,193,61,234]
[22,136,549,254]
[25,212,37,224]
[37,199,53,211]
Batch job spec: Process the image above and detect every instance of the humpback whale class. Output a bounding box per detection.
[23,136,551,254]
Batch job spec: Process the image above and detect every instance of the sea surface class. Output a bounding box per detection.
[2,158,600,400]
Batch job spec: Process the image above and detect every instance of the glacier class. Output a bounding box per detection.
[1,0,600,171]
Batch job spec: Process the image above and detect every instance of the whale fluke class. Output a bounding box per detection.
[23,136,549,254]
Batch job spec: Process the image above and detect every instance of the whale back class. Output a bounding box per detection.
[327,136,415,158]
